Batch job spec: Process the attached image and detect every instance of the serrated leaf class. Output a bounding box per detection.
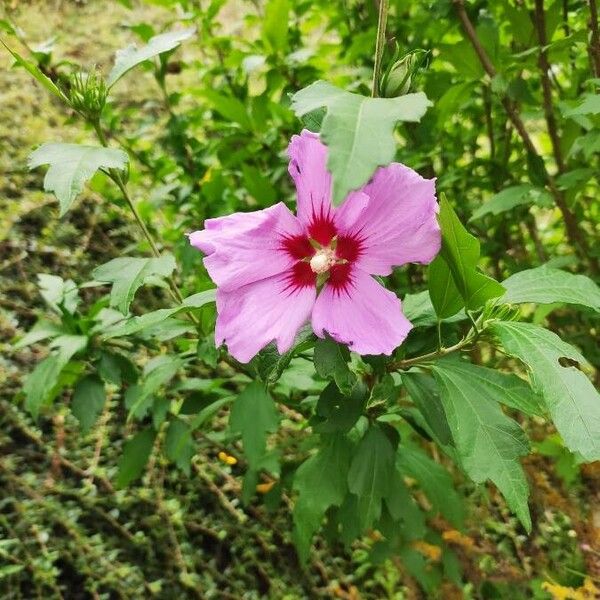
[102,289,216,338]
[291,81,431,204]
[28,143,128,216]
[93,255,176,315]
[229,382,279,468]
[437,194,505,310]
[397,444,465,528]
[347,424,395,531]
[1,40,65,100]
[24,335,88,418]
[313,337,357,394]
[72,375,106,433]
[116,427,156,488]
[107,27,196,86]
[293,434,352,562]
[501,265,600,312]
[492,321,600,461]
[13,320,64,350]
[428,255,464,319]
[38,274,79,314]
[401,371,452,445]
[431,360,531,531]
[313,381,367,434]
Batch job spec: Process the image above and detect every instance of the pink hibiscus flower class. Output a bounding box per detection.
[189,130,440,363]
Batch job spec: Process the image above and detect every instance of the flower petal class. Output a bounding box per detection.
[339,163,440,276]
[312,268,412,356]
[287,130,334,228]
[188,202,303,292]
[216,273,316,363]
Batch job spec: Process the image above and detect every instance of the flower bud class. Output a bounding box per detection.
[381,50,428,98]
[68,69,108,121]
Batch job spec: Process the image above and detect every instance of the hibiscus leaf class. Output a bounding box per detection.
[491,322,600,461]
[501,265,600,312]
[437,194,505,311]
[116,427,156,488]
[313,337,357,395]
[28,143,128,216]
[102,290,216,338]
[92,255,176,315]
[431,359,531,531]
[347,424,396,531]
[71,375,106,434]
[428,255,464,319]
[293,434,352,562]
[107,27,196,87]
[291,81,431,205]
[24,335,88,418]
[229,382,279,468]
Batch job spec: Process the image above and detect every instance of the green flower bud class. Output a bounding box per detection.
[68,69,108,121]
[381,50,428,98]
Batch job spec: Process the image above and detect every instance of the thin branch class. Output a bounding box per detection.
[372,0,390,97]
[588,0,600,77]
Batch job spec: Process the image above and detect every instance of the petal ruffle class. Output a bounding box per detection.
[339,163,440,276]
[311,267,412,356]
[216,273,316,363]
[287,130,334,228]
[188,202,303,292]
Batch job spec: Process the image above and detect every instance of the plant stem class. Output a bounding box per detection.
[372,0,390,97]
[91,120,197,317]
[588,0,600,77]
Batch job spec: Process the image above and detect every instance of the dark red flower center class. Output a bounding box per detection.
[281,214,362,292]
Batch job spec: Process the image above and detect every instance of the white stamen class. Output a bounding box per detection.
[310,248,335,274]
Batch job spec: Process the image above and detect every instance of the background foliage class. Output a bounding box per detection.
[1,0,600,598]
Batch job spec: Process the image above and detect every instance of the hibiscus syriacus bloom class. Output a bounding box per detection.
[189,130,440,363]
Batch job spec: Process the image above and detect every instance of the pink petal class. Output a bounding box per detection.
[287,130,334,228]
[216,273,316,363]
[339,164,440,276]
[312,268,412,356]
[188,202,303,292]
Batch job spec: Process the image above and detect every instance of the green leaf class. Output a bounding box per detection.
[125,355,182,421]
[501,265,600,312]
[107,27,196,86]
[313,381,367,434]
[469,185,536,221]
[1,40,65,100]
[564,94,600,116]
[165,418,195,474]
[93,254,176,315]
[401,371,452,445]
[13,320,64,350]
[116,427,156,488]
[28,143,128,216]
[102,289,216,338]
[431,360,531,531]
[229,382,279,467]
[428,255,464,319]
[313,337,357,395]
[347,424,395,531]
[291,81,431,205]
[491,322,600,461]
[293,434,352,562]
[202,90,253,131]
[262,0,289,54]
[398,444,465,528]
[72,375,106,434]
[38,274,79,314]
[437,194,505,310]
[24,335,88,418]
